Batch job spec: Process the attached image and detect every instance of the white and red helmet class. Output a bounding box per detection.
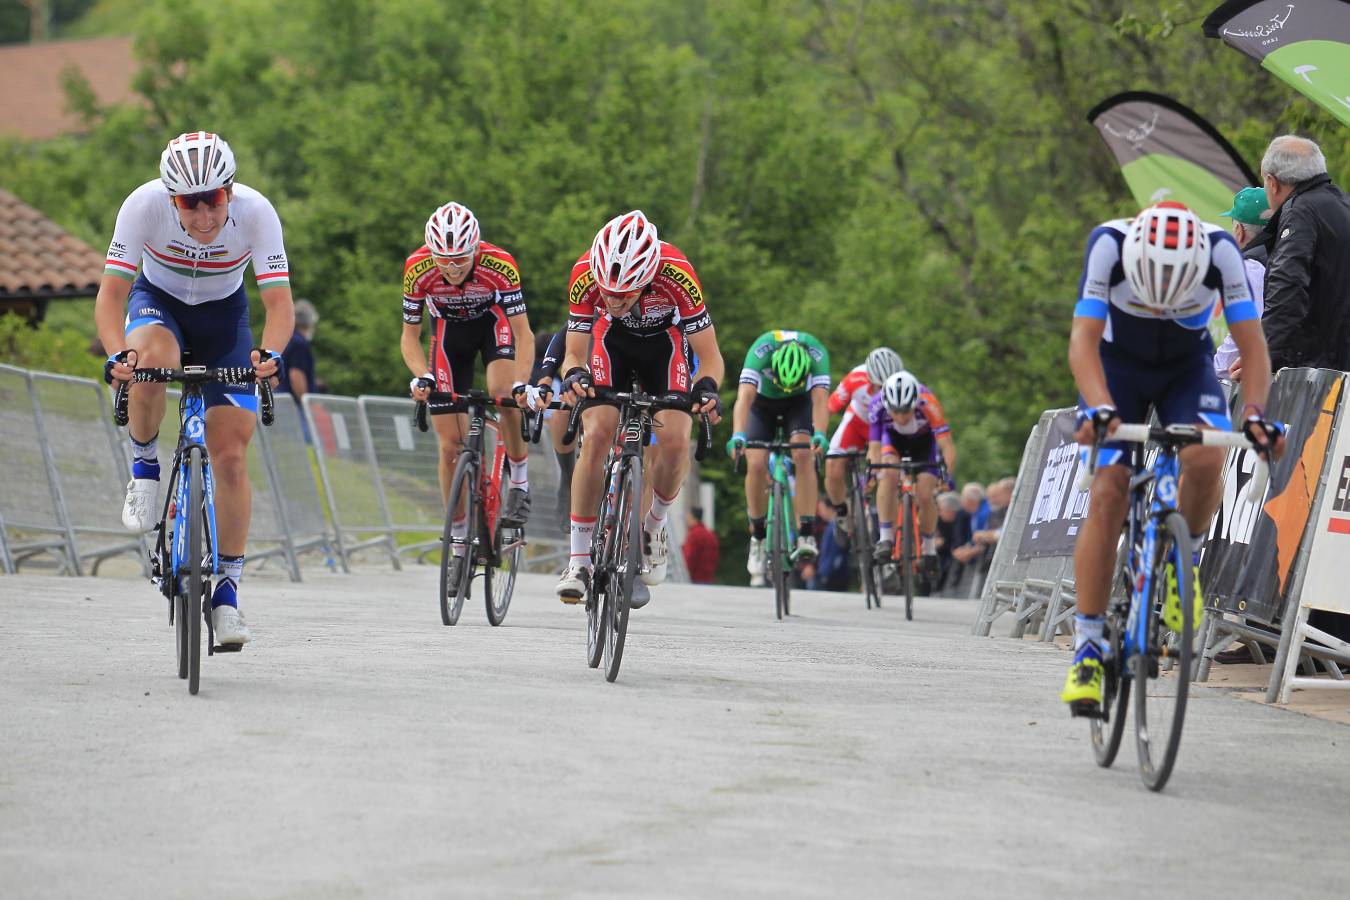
[1121,202,1211,315]
[159,132,236,195]
[589,210,661,292]
[425,202,481,257]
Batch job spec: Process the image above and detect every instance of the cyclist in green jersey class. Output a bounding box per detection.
[726,330,831,585]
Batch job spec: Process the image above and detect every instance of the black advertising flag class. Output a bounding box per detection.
[1087,91,1257,214]
[1205,0,1350,128]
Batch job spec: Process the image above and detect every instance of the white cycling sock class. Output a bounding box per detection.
[1074,613,1105,655]
[508,454,529,492]
[451,514,468,557]
[644,487,677,534]
[130,433,160,480]
[921,532,937,555]
[879,522,895,542]
[213,554,244,609]
[569,515,596,569]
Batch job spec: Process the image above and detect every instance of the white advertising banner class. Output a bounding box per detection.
[1300,402,1350,615]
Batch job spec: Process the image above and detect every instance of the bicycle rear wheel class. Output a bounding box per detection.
[900,491,915,621]
[1135,512,1195,792]
[603,456,640,682]
[1091,606,1131,767]
[440,453,478,626]
[185,448,204,695]
[771,480,789,620]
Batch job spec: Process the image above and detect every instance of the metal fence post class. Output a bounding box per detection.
[24,369,82,575]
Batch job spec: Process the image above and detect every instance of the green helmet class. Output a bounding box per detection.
[770,339,811,392]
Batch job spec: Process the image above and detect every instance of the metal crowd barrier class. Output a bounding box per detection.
[254,396,340,573]
[971,409,1058,637]
[303,393,401,570]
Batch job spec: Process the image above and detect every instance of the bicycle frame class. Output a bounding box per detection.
[168,388,218,586]
[1120,448,1182,662]
[766,450,799,552]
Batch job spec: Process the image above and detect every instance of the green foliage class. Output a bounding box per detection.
[6,0,1350,579]
[0,312,99,376]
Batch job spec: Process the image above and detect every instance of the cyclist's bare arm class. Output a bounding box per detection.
[810,385,829,435]
[1228,319,1271,414]
[867,439,883,465]
[1068,315,1115,444]
[256,285,294,378]
[400,321,430,377]
[687,326,726,393]
[509,313,534,386]
[94,274,134,379]
[937,433,956,476]
[732,382,757,435]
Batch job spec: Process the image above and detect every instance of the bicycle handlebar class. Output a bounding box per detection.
[1079,422,1271,498]
[733,440,821,475]
[413,388,541,438]
[562,391,714,461]
[112,365,274,427]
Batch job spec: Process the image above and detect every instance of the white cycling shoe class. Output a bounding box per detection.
[747,537,767,583]
[122,478,159,532]
[640,525,668,586]
[556,564,590,604]
[211,605,251,646]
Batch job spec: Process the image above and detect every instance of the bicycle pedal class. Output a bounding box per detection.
[1068,700,1104,720]
[213,643,244,653]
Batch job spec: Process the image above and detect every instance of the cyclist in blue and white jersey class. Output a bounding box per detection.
[95,132,296,647]
[1063,201,1283,715]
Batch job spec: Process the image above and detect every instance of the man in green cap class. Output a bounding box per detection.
[1215,186,1271,380]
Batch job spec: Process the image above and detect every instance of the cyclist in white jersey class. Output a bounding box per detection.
[96,132,295,647]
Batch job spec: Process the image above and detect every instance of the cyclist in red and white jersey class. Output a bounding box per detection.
[823,347,903,527]
[548,211,725,605]
[402,202,535,584]
[96,132,294,647]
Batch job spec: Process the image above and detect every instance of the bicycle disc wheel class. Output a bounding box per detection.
[440,453,478,627]
[771,480,788,620]
[900,492,915,621]
[1135,512,1195,792]
[186,448,204,695]
[603,456,640,682]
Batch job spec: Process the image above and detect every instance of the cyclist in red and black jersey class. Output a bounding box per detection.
[547,210,725,604]
[402,202,535,549]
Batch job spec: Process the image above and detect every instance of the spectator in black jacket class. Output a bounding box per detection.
[1260,135,1350,372]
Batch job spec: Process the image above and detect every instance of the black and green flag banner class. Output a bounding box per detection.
[1087,91,1258,215]
[1205,0,1350,128]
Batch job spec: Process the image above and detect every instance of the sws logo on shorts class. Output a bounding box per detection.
[403,256,437,295]
[660,263,703,307]
[477,254,520,286]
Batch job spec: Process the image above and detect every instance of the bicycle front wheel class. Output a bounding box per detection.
[900,491,915,621]
[185,448,205,695]
[771,480,790,620]
[440,453,478,627]
[603,456,641,682]
[485,523,520,626]
[853,480,879,610]
[1135,512,1195,792]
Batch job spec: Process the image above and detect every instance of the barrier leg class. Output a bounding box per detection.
[1274,605,1310,704]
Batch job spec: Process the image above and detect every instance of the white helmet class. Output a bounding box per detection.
[159,132,236,195]
[1121,202,1211,315]
[865,347,904,385]
[883,370,920,414]
[425,202,481,256]
[589,210,661,292]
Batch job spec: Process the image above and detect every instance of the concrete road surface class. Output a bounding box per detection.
[2,570,1347,898]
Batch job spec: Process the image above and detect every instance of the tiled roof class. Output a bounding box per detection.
[0,187,104,300]
[0,36,138,141]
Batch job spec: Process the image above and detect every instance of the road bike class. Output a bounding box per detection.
[870,457,943,621]
[830,448,883,610]
[737,439,821,621]
[113,363,274,696]
[564,389,711,681]
[415,389,532,627]
[1081,422,1268,791]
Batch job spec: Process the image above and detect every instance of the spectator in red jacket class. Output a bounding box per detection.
[682,506,720,584]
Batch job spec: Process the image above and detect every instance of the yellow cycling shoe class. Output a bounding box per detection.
[1163,565,1203,634]
[1061,655,1104,717]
